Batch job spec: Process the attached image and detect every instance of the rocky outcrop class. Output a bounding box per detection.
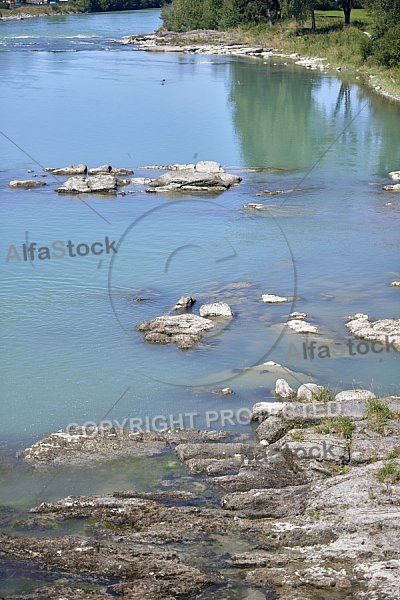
[44,164,87,176]
[346,313,400,349]
[56,174,119,194]
[136,313,214,349]
[147,161,241,192]
[199,301,233,317]
[8,179,46,188]
[19,426,232,467]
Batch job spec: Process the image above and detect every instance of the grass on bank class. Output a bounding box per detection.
[0,4,82,18]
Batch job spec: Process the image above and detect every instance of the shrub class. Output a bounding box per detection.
[373,24,400,67]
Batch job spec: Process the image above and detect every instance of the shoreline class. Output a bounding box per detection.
[122,29,400,104]
[2,388,400,598]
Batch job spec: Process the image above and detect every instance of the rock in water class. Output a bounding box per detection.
[56,176,90,194]
[199,302,233,317]
[8,180,46,188]
[174,296,196,311]
[275,378,296,400]
[88,165,112,174]
[147,161,240,192]
[44,164,87,176]
[262,294,289,303]
[137,314,214,349]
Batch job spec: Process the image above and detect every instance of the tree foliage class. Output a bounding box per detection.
[70,0,163,12]
[363,0,400,67]
[162,0,281,32]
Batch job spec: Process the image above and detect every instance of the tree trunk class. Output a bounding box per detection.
[266,0,273,27]
[311,8,316,33]
[342,0,351,25]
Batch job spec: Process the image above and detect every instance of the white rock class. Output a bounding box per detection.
[199,302,233,318]
[383,184,400,191]
[250,401,288,420]
[174,296,196,311]
[335,390,376,402]
[131,177,152,185]
[287,319,319,334]
[262,294,289,303]
[388,171,400,181]
[195,160,224,173]
[297,383,324,401]
[289,312,307,320]
[391,281,400,287]
[275,378,296,400]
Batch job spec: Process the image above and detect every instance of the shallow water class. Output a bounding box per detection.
[0,10,399,495]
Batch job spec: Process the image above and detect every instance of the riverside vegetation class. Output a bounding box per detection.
[161,0,400,100]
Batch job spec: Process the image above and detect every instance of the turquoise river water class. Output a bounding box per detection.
[0,10,399,506]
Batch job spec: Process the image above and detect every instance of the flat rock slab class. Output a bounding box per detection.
[262,294,289,303]
[56,174,119,194]
[8,179,46,188]
[147,161,241,192]
[45,164,87,176]
[20,426,232,467]
[136,313,214,349]
[199,301,233,317]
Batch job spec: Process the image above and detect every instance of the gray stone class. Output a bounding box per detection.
[346,314,400,349]
[297,383,324,401]
[45,164,87,176]
[87,174,118,193]
[287,319,319,334]
[199,302,233,317]
[111,167,134,175]
[148,169,241,192]
[173,295,196,311]
[262,294,289,303]
[56,176,90,194]
[389,171,400,181]
[275,378,296,400]
[8,180,46,188]
[136,313,214,349]
[383,183,400,191]
[195,160,224,173]
[335,389,376,402]
[87,165,111,175]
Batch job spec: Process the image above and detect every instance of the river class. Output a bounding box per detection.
[0,9,399,505]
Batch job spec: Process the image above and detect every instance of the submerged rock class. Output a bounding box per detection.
[45,164,87,176]
[137,313,214,349]
[8,179,46,188]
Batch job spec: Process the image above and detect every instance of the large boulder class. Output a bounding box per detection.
[137,313,214,349]
[56,175,118,194]
[45,164,87,176]
[147,161,241,192]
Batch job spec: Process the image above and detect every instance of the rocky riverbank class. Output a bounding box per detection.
[2,387,399,599]
[120,29,400,104]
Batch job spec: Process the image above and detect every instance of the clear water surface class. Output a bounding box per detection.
[0,9,399,503]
